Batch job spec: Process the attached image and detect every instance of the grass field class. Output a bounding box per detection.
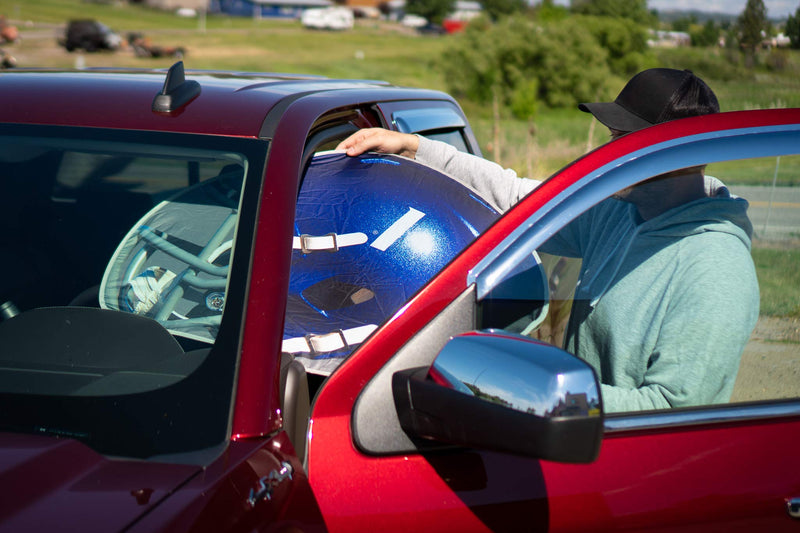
[752,247,800,317]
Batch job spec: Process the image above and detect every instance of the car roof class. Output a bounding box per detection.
[0,65,446,138]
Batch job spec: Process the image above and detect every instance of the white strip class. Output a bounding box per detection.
[370,207,425,252]
[292,232,368,252]
[282,324,378,355]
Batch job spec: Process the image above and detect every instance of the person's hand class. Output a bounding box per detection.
[336,128,420,159]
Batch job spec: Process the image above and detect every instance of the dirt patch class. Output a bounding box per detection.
[750,315,800,343]
[732,316,800,402]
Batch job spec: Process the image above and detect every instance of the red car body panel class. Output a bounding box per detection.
[544,421,800,532]
[0,72,279,136]
[0,70,444,138]
[127,433,325,533]
[0,433,198,531]
[307,108,800,532]
[0,431,324,533]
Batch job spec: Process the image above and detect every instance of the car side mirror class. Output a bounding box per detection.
[392,330,603,463]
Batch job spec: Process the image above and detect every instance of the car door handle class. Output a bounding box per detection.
[787,498,800,518]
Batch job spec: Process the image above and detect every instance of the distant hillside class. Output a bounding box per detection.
[655,8,787,24]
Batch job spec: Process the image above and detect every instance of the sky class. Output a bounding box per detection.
[648,0,795,18]
[551,0,797,19]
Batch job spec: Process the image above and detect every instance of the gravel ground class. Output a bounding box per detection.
[732,316,800,402]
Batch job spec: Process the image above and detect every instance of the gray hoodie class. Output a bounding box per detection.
[416,136,759,412]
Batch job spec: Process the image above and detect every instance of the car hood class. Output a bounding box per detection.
[0,432,201,532]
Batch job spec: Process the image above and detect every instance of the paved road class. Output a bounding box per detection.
[731,185,800,241]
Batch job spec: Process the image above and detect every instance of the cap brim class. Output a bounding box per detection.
[578,101,653,133]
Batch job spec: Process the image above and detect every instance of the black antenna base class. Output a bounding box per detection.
[152,61,201,114]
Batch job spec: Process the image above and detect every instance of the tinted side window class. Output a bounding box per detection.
[392,107,470,153]
[419,128,469,152]
[303,108,383,159]
[482,155,800,414]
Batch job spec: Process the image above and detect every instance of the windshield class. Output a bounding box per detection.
[0,125,267,460]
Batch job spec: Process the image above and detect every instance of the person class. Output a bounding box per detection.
[336,68,760,413]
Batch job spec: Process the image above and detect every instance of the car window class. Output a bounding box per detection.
[303,108,382,160]
[479,154,800,414]
[418,128,470,152]
[0,125,267,458]
[392,107,470,153]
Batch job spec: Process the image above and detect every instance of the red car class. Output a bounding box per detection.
[1,62,799,532]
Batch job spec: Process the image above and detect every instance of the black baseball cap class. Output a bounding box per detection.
[579,68,718,132]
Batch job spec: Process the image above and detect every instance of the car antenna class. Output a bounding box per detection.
[152,61,201,114]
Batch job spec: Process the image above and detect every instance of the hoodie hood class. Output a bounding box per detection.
[576,176,753,307]
[638,176,753,247]
[0,432,200,533]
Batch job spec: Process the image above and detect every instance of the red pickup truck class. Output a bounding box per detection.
[0,62,799,532]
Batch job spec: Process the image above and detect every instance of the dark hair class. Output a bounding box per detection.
[658,71,719,123]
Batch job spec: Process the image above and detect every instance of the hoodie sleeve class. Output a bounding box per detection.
[415,136,540,213]
[599,232,760,412]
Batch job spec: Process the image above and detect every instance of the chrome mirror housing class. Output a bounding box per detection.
[392,330,603,463]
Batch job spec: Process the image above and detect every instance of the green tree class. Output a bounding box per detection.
[404,0,454,24]
[690,20,721,47]
[737,0,768,51]
[510,78,539,120]
[786,6,800,49]
[570,0,656,26]
[438,17,617,109]
[482,0,527,21]
[576,14,651,75]
[672,15,697,33]
[534,0,570,21]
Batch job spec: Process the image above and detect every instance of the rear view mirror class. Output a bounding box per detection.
[392,330,602,463]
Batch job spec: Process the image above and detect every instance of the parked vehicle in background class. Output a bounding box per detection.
[0,15,18,44]
[400,14,427,28]
[60,19,122,52]
[301,7,354,30]
[0,48,14,68]
[1,61,800,532]
[417,22,446,35]
[128,32,185,58]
